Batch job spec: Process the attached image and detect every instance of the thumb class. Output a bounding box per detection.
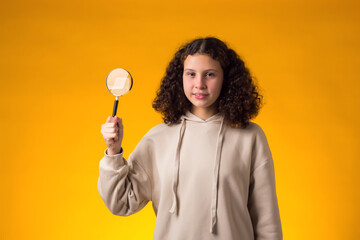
[105,116,113,123]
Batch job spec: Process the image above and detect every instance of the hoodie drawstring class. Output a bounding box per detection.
[210,117,225,233]
[169,118,186,214]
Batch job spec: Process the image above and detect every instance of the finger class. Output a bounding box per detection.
[107,122,117,127]
[108,116,117,123]
[115,116,122,126]
[103,133,117,139]
[117,118,123,131]
[102,123,117,130]
[101,126,117,134]
[101,128,117,134]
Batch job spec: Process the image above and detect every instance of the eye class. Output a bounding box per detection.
[206,72,215,77]
[186,72,195,77]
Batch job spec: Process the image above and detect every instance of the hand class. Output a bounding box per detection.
[101,116,123,155]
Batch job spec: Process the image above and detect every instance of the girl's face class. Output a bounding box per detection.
[183,54,224,117]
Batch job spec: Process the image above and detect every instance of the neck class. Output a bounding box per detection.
[190,106,218,120]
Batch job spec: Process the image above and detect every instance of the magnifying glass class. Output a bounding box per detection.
[106,68,133,117]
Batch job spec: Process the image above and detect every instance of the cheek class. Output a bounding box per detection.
[217,77,224,93]
[210,80,223,95]
[217,81,224,93]
[183,79,192,93]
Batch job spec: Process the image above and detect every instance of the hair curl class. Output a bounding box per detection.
[152,37,263,128]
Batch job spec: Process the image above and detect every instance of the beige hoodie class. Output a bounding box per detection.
[98,111,282,239]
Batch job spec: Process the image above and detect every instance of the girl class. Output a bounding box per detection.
[98,37,282,239]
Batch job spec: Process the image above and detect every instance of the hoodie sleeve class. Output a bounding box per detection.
[97,149,152,216]
[248,126,283,240]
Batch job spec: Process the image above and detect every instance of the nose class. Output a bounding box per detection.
[194,75,206,89]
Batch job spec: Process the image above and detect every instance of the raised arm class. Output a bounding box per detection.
[98,116,152,216]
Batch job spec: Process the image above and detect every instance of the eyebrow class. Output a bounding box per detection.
[184,68,218,71]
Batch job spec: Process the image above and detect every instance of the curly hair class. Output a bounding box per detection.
[152,37,263,128]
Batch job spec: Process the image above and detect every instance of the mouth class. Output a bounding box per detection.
[193,93,208,99]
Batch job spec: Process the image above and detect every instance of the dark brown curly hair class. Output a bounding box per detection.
[152,37,263,128]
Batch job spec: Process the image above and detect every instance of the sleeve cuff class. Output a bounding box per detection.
[105,147,123,156]
[101,148,126,169]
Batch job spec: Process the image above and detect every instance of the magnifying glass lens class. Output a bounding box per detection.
[106,68,133,96]
[106,68,133,116]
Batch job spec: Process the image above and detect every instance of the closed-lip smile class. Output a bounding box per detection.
[193,93,208,99]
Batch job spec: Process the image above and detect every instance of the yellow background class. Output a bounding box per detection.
[1,0,359,239]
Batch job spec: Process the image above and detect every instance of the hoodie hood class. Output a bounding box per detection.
[169,111,225,233]
[183,111,224,123]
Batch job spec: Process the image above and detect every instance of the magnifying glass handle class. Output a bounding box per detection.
[112,96,119,117]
